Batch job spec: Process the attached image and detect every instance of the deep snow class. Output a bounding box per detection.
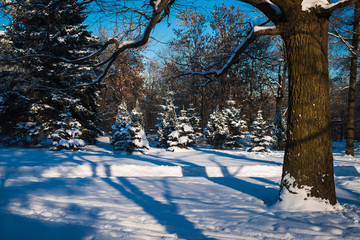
[0,138,359,239]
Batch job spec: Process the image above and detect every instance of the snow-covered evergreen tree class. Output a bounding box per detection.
[110,101,129,145]
[222,99,248,149]
[272,111,287,150]
[155,92,179,147]
[0,0,100,146]
[187,103,202,138]
[113,103,149,153]
[248,110,273,152]
[167,108,195,150]
[50,109,85,151]
[204,108,229,149]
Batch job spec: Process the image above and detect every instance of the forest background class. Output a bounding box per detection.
[0,0,359,140]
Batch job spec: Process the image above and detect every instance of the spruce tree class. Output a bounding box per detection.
[222,99,248,149]
[204,108,229,149]
[248,110,273,152]
[0,0,100,147]
[50,108,85,151]
[110,101,130,145]
[272,111,286,150]
[113,103,149,153]
[187,103,202,139]
[167,108,195,150]
[155,92,179,147]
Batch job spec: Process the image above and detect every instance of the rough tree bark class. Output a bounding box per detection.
[279,6,336,204]
[346,2,360,157]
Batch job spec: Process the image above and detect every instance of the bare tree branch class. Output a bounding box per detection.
[173,25,280,81]
[329,23,356,55]
[236,0,282,23]
[72,0,176,87]
[325,0,359,13]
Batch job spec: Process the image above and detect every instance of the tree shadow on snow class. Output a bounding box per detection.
[335,183,360,206]
[207,177,279,206]
[103,177,215,240]
[195,147,282,166]
[0,178,97,239]
[176,161,279,206]
[0,212,94,240]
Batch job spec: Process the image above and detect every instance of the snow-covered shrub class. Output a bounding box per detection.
[50,112,85,151]
[222,99,248,149]
[272,111,287,150]
[187,104,202,140]
[155,92,179,148]
[204,109,229,149]
[168,109,196,151]
[113,106,149,153]
[111,101,130,145]
[248,110,273,152]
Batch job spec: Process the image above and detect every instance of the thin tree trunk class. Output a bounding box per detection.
[280,11,336,204]
[346,2,360,157]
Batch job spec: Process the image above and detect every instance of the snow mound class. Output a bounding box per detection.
[273,174,343,212]
[273,187,343,212]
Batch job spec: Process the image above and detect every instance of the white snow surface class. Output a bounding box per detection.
[0,138,359,239]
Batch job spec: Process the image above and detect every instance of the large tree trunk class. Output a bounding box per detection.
[346,2,360,157]
[280,10,336,205]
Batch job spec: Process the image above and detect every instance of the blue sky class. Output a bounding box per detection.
[81,0,262,60]
[0,1,263,60]
[143,0,259,60]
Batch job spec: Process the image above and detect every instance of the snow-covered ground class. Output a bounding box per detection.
[0,138,359,240]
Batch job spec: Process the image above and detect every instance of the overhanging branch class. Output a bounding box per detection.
[236,0,282,23]
[174,25,280,82]
[68,0,175,87]
[319,0,359,14]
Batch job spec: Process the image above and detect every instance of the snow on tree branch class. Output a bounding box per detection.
[302,0,359,14]
[325,0,359,12]
[237,0,282,23]
[175,25,279,84]
[264,0,282,15]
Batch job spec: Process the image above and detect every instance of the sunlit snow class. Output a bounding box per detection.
[0,138,359,239]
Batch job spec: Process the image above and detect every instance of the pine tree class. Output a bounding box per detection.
[113,103,149,153]
[155,92,179,147]
[248,110,273,152]
[167,108,195,150]
[272,111,287,150]
[187,103,202,140]
[50,108,85,151]
[0,0,100,147]
[110,101,130,145]
[204,108,229,149]
[222,99,248,149]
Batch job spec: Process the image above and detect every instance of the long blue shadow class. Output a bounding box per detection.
[207,177,278,206]
[103,177,215,240]
[0,177,96,240]
[0,213,94,240]
[195,147,282,166]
